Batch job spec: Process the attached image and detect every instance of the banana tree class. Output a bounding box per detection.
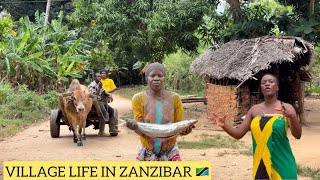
[53,38,89,81]
[1,11,92,92]
[45,12,92,90]
[1,26,55,92]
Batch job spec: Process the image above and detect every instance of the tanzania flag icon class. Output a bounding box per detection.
[196,167,209,176]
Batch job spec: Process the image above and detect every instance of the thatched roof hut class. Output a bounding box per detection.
[191,36,313,124]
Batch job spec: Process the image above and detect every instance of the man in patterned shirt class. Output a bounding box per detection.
[88,72,118,136]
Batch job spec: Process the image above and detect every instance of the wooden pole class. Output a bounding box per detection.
[297,74,305,124]
[299,82,305,124]
[45,0,51,25]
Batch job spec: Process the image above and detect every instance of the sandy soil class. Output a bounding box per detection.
[0,95,319,180]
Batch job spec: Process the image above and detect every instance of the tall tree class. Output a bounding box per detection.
[310,0,315,16]
[69,0,214,64]
[225,0,242,22]
[199,0,320,44]
[69,0,217,84]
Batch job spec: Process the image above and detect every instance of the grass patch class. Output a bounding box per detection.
[178,134,243,149]
[117,85,147,99]
[166,87,205,97]
[0,83,51,138]
[183,104,206,120]
[239,146,253,156]
[297,164,320,179]
[0,118,21,137]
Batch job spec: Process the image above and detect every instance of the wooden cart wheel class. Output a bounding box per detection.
[110,108,119,137]
[50,109,61,138]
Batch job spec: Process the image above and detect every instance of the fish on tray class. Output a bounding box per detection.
[131,119,198,138]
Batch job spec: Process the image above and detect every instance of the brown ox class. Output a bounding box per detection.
[59,79,92,146]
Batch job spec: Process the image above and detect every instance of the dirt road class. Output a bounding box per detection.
[0,95,320,179]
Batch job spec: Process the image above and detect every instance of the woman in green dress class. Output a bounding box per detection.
[210,74,302,179]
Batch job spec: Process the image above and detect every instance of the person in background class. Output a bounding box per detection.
[88,72,119,136]
[126,62,192,161]
[209,73,301,179]
[100,69,118,93]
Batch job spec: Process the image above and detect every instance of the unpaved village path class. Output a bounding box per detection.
[0,95,320,179]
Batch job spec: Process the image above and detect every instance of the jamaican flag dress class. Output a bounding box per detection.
[250,114,297,180]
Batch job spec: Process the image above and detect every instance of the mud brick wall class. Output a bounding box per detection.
[238,85,250,116]
[206,83,237,126]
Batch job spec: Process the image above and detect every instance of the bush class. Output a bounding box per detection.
[178,134,243,149]
[0,83,14,104]
[0,82,51,137]
[305,84,320,96]
[297,164,320,179]
[163,50,205,96]
[41,90,59,109]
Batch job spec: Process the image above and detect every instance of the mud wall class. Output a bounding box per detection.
[206,83,237,126]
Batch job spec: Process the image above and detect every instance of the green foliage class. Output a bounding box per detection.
[0,0,46,21]
[199,0,320,45]
[4,84,48,114]
[117,85,147,99]
[163,50,204,96]
[0,82,50,137]
[0,82,14,103]
[0,11,15,40]
[41,90,58,109]
[178,134,243,149]
[290,16,320,44]
[277,0,310,17]
[199,0,295,44]
[306,85,320,95]
[69,0,214,82]
[0,11,92,92]
[308,44,320,88]
[108,65,130,86]
[117,49,206,97]
[0,0,73,22]
[49,1,74,22]
[89,40,114,72]
[285,0,320,42]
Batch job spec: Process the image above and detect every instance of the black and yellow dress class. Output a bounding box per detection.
[250,114,297,180]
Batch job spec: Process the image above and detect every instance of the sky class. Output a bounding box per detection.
[217,0,226,13]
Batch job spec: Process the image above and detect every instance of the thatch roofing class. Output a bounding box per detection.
[191,36,313,81]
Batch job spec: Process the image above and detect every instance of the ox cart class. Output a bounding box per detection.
[50,93,119,138]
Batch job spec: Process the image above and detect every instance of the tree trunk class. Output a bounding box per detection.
[310,0,315,16]
[45,0,51,25]
[226,0,242,22]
